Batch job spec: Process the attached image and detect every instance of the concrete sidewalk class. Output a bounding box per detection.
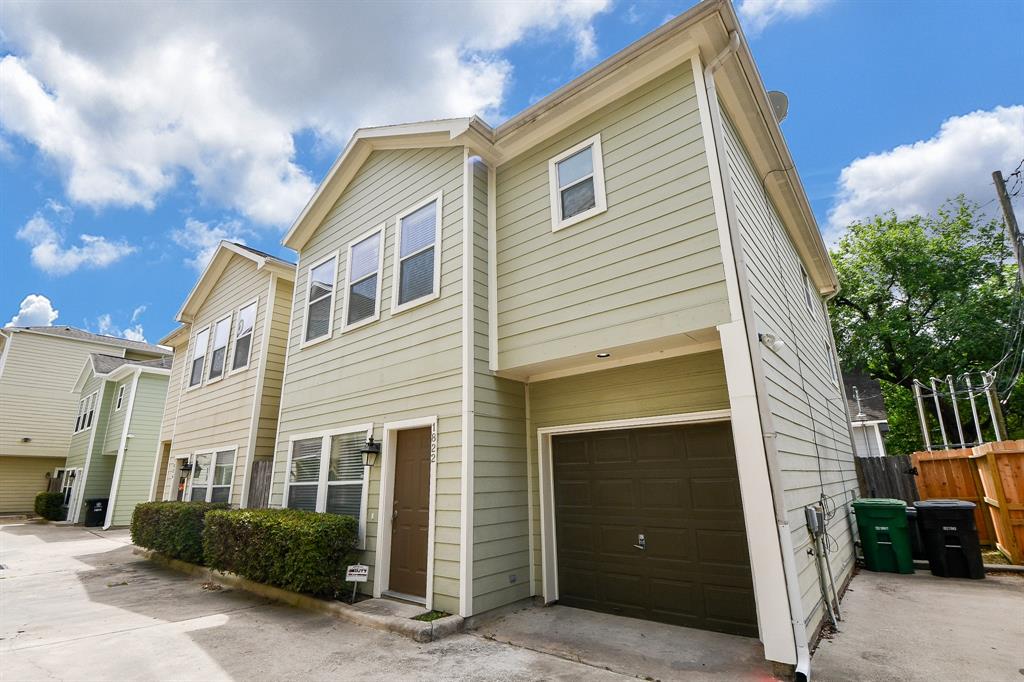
[811,569,1024,681]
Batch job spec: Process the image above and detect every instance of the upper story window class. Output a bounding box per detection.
[802,266,814,310]
[343,225,385,329]
[207,315,232,382]
[115,384,127,411]
[304,253,338,345]
[188,327,210,388]
[548,133,607,231]
[74,391,98,433]
[392,191,442,313]
[232,299,257,372]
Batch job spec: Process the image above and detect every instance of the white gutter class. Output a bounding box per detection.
[704,32,812,682]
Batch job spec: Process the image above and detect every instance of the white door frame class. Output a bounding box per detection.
[535,409,732,604]
[372,415,438,610]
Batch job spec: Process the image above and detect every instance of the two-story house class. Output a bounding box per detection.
[267,0,856,673]
[64,353,172,527]
[0,326,170,513]
[155,242,294,509]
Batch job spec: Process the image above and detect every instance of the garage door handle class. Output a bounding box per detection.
[633,534,646,550]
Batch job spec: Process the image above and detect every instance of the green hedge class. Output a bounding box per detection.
[203,508,359,598]
[34,492,65,521]
[130,501,228,564]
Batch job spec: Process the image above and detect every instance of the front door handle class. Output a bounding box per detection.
[392,508,399,521]
[633,533,646,550]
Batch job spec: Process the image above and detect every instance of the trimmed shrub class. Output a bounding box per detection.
[203,508,359,598]
[34,492,66,521]
[131,501,228,564]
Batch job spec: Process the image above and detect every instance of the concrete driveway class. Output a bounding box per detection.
[811,569,1024,682]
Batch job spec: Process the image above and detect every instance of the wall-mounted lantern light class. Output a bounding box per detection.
[180,461,193,473]
[361,437,381,468]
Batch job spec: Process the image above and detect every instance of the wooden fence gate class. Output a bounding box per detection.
[855,454,919,504]
[911,448,996,546]
[247,459,273,508]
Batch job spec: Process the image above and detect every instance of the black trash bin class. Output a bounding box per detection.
[913,499,985,579]
[905,506,927,561]
[83,498,108,527]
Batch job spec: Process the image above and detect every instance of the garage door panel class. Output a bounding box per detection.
[552,421,757,637]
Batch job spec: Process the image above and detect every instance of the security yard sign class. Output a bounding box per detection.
[346,564,369,582]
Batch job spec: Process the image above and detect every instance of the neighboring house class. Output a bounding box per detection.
[267,0,855,672]
[155,242,295,509]
[0,326,170,513]
[64,354,173,527]
[844,372,889,457]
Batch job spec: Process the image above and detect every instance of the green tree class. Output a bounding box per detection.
[829,197,1023,455]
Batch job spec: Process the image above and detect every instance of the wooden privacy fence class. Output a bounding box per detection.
[911,440,1024,562]
[855,455,919,504]
[247,459,273,509]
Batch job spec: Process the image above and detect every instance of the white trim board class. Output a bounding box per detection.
[459,150,476,618]
[373,415,439,611]
[535,409,730,603]
[240,279,274,508]
[104,369,142,529]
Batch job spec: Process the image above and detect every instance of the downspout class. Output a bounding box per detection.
[704,32,812,682]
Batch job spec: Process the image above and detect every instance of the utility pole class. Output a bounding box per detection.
[993,170,1024,280]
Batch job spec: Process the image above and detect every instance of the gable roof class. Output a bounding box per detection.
[280,0,837,295]
[843,372,888,422]
[72,353,174,394]
[1,325,171,356]
[176,240,295,323]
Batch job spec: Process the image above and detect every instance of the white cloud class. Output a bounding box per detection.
[0,1,611,227]
[827,106,1024,241]
[6,294,59,327]
[16,212,137,276]
[737,0,829,34]
[172,217,248,271]
[94,311,147,342]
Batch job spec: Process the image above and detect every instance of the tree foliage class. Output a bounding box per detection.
[829,198,1023,455]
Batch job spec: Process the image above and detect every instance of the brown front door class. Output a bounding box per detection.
[388,427,431,599]
[552,421,757,637]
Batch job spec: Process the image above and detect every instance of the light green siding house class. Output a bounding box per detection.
[65,353,172,527]
[155,242,295,509]
[0,326,170,513]
[270,0,855,674]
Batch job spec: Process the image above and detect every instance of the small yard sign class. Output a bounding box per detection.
[346,564,369,583]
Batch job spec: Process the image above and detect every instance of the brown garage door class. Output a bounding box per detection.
[552,421,757,637]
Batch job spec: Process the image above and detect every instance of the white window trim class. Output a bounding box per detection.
[548,132,608,232]
[185,445,238,503]
[206,313,234,385]
[73,391,99,434]
[802,265,814,310]
[300,251,340,349]
[114,384,127,411]
[283,423,373,548]
[341,224,387,332]
[229,296,260,375]
[186,325,211,391]
[390,191,443,315]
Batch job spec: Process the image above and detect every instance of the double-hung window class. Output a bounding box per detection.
[392,192,442,313]
[304,254,338,344]
[74,392,97,433]
[115,384,127,411]
[285,425,372,543]
[548,133,607,231]
[207,315,232,381]
[232,300,257,371]
[801,265,814,310]
[189,449,234,503]
[343,225,385,329]
[188,327,210,388]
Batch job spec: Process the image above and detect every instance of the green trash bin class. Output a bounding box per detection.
[852,498,914,574]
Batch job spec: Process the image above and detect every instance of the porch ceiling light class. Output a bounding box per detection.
[361,436,381,468]
[596,352,611,358]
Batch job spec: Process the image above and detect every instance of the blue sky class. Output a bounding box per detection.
[2,0,1022,343]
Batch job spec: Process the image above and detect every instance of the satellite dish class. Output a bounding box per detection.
[767,90,789,123]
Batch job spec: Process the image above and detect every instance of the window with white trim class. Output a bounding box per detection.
[232,300,257,371]
[343,226,384,328]
[802,265,814,310]
[825,342,840,385]
[548,133,607,231]
[393,193,442,311]
[207,315,232,381]
[189,327,210,388]
[115,384,127,411]
[189,449,234,503]
[74,392,98,433]
[285,427,370,532]
[304,254,337,343]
